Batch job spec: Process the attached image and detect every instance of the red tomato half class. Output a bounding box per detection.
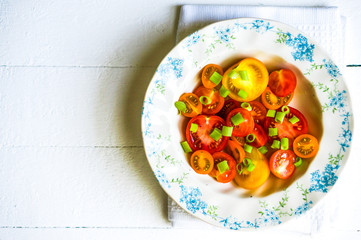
[226,108,254,137]
[269,69,297,97]
[249,101,267,125]
[269,150,296,179]
[264,106,308,145]
[194,86,224,115]
[209,152,237,183]
[186,115,228,154]
[247,123,267,148]
[217,99,240,120]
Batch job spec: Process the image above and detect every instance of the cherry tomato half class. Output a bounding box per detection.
[201,64,224,89]
[217,99,240,120]
[194,86,224,115]
[233,147,270,189]
[222,58,269,102]
[231,135,246,147]
[261,87,294,110]
[190,150,214,174]
[226,108,254,137]
[269,150,296,179]
[293,134,319,158]
[247,123,267,148]
[209,152,237,183]
[269,69,297,97]
[264,106,308,145]
[186,115,228,154]
[225,140,245,163]
[178,93,202,117]
[249,101,267,125]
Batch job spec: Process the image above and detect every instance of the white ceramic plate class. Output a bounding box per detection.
[141,18,353,230]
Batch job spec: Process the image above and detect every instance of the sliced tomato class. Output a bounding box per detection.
[264,106,308,145]
[209,152,236,183]
[217,99,240,120]
[293,134,319,158]
[201,64,224,88]
[190,150,214,174]
[249,101,267,125]
[269,150,296,179]
[225,140,245,163]
[186,115,228,154]
[231,135,246,147]
[222,58,269,102]
[282,91,294,106]
[194,86,224,115]
[226,108,254,137]
[247,123,267,148]
[234,147,270,189]
[261,87,294,110]
[269,69,297,97]
[178,93,202,117]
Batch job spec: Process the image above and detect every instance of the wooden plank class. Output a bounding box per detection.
[0,146,170,227]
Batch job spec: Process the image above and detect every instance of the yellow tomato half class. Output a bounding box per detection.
[233,147,270,190]
[222,58,269,102]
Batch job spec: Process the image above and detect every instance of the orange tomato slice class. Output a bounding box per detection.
[201,64,224,88]
[178,93,202,117]
[293,134,319,158]
[190,150,214,174]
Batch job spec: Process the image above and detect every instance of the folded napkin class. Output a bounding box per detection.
[170,5,346,232]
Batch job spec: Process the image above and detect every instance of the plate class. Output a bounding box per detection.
[141,18,353,230]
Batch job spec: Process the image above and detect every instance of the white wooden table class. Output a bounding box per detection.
[1,0,360,239]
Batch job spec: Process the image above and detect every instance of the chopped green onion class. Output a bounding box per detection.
[281,106,290,114]
[258,146,268,154]
[246,133,255,143]
[244,144,253,153]
[222,126,233,137]
[294,157,303,167]
[239,70,249,81]
[241,102,252,111]
[228,70,240,79]
[209,71,223,85]
[236,163,243,175]
[217,160,229,174]
[243,157,252,166]
[199,96,211,105]
[281,138,289,150]
[219,85,230,97]
[266,109,276,118]
[268,127,278,137]
[275,111,286,123]
[289,116,300,124]
[231,112,244,126]
[181,141,192,153]
[247,163,256,172]
[190,123,198,133]
[271,140,281,149]
[210,128,222,141]
[174,101,187,113]
[238,89,248,99]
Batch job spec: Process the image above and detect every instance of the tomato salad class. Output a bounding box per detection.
[175,58,320,189]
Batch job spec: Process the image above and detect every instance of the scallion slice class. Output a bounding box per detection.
[217,160,229,174]
[199,96,211,105]
[244,143,253,153]
[238,89,248,99]
[181,141,192,153]
[239,70,249,81]
[294,157,303,167]
[219,85,230,98]
[275,111,286,123]
[246,133,255,143]
[289,116,300,124]
[281,106,290,114]
[210,128,222,141]
[236,163,243,175]
[268,127,278,137]
[271,140,281,149]
[241,102,252,111]
[231,112,244,126]
[190,123,198,133]
[247,163,256,172]
[209,71,223,85]
[281,138,289,150]
[242,157,252,166]
[266,109,276,118]
[228,70,240,79]
[174,101,187,113]
[222,126,233,137]
[258,146,268,154]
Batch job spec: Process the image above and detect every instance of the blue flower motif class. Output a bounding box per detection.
[215,27,232,43]
[156,57,184,79]
[341,112,351,125]
[285,33,315,62]
[261,209,281,225]
[179,185,208,214]
[155,170,171,188]
[294,201,313,216]
[330,90,346,111]
[250,20,274,33]
[185,31,201,47]
[323,59,341,78]
[309,164,339,192]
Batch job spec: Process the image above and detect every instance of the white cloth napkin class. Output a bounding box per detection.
[170,5,346,232]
